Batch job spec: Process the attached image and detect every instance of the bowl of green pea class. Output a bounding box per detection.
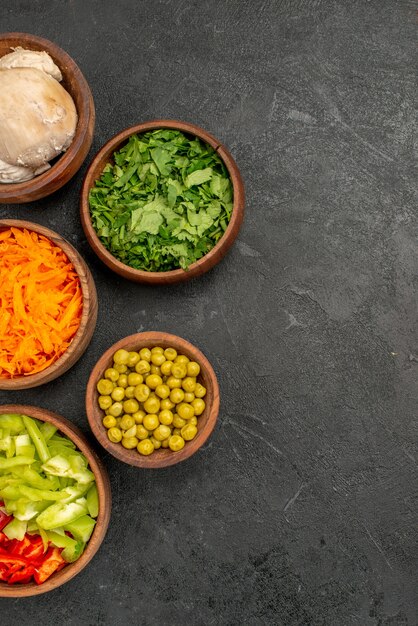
[85,332,220,467]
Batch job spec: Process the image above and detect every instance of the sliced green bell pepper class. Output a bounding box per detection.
[22,415,50,464]
[19,485,67,502]
[47,530,85,563]
[36,497,88,530]
[40,422,57,442]
[14,499,50,521]
[86,484,99,518]
[41,454,94,485]
[3,517,27,540]
[49,433,76,449]
[0,456,34,470]
[0,414,25,434]
[64,515,96,543]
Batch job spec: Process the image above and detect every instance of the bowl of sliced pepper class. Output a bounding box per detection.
[0,405,111,596]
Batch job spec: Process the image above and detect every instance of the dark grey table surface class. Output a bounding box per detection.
[0,1,417,625]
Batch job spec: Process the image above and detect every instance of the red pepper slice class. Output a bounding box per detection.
[0,565,9,582]
[10,536,32,556]
[34,547,64,585]
[0,525,67,585]
[4,562,28,578]
[0,510,12,532]
[24,538,45,561]
[0,554,29,567]
[0,532,10,545]
[8,565,36,584]
[8,536,45,562]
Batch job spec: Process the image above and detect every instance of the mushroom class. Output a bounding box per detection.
[0,48,77,183]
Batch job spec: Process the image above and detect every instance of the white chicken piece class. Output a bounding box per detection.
[0,48,77,183]
[0,157,50,183]
[0,156,35,182]
[0,46,62,81]
[0,66,77,177]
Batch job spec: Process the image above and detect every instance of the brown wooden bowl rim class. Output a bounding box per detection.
[86,331,220,468]
[0,32,95,202]
[0,219,98,390]
[80,119,245,283]
[0,404,111,597]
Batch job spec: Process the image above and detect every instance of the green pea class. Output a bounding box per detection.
[151,352,166,366]
[136,425,149,440]
[108,402,123,417]
[169,435,185,451]
[134,384,150,403]
[164,348,177,361]
[181,424,197,441]
[153,425,171,441]
[111,387,125,402]
[108,427,122,443]
[194,383,206,398]
[128,372,143,387]
[177,403,195,420]
[120,415,135,430]
[123,425,138,438]
[127,351,140,367]
[172,415,186,428]
[122,436,139,449]
[117,374,128,388]
[143,414,159,431]
[137,439,154,455]
[187,361,200,377]
[103,415,117,429]
[135,360,151,375]
[139,348,151,362]
[97,379,114,396]
[125,386,136,399]
[113,349,130,365]
[123,399,140,414]
[104,368,119,382]
[149,436,162,450]
[98,395,112,410]
[191,398,205,416]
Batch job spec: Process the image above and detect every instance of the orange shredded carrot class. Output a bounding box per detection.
[0,227,83,378]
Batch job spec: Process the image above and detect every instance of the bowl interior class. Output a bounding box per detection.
[0,219,97,390]
[80,120,244,283]
[0,32,94,201]
[86,332,219,468]
[0,404,111,597]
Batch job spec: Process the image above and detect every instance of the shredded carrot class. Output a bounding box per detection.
[0,227,83,378]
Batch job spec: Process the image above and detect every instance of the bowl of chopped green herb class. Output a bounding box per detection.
[80,120,244,283]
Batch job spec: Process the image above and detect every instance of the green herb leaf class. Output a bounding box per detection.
[185,168,213,188]
[151,147,171,176]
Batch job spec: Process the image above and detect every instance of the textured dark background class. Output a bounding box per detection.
[0,1,417,624]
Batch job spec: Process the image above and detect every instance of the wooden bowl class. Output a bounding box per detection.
[86,332,220,467]
[0,32,95,204]
[0,219,98,390]
[80,120,244,284]
[0,404,111,597]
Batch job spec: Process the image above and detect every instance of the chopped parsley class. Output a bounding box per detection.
[89,129,233,272]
